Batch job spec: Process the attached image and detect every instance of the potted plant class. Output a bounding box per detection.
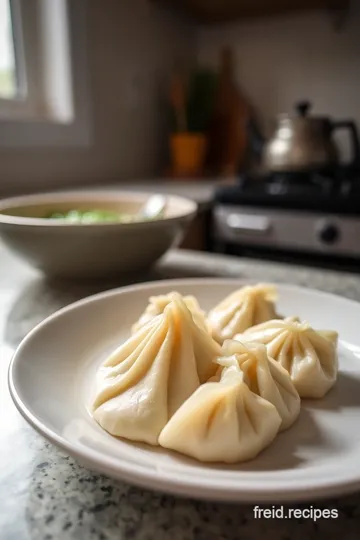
[169,66,217,177]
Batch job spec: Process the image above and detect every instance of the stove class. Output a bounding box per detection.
[213,166,360,269]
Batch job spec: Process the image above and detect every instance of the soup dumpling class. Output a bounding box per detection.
[131,292,208,334]
[93,294,221,445]
[208,283,281,344]
[159,364,281,463]
[218,340,300,431]
[236,317,338,399]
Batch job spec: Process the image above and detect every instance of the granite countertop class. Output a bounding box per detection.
[2,243,360,540]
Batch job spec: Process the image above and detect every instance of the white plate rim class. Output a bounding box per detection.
[8,277,360,503]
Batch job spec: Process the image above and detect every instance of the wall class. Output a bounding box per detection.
[197,3,360,159]
[0,0,195,195]
[2,1,360,195]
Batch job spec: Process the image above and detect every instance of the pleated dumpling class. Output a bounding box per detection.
[218,340,300,431]
[159,363,282,463]
[208,283,281,344]
[131,292,208,334]
[93,294,221,445]
[237,317,338,399]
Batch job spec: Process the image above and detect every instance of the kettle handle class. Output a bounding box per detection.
[331,120,360,165]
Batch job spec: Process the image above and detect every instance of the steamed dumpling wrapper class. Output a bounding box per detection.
[217,340,300,431]
[93,294,221,445]
[131,292,208,334]
[159,363,282,463]
[208,283,281,344]
[236,317,338,399]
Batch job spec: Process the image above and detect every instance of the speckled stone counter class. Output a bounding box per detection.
[2,243,360,540]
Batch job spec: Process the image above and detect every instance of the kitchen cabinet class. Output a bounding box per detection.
[152,0,349,24]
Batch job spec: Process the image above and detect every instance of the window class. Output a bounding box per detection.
[0,0,91,147]
[0,0,16,99]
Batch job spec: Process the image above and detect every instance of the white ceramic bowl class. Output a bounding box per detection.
[0,190,197,279]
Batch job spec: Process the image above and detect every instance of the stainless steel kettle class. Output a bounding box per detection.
[263,101,360,172]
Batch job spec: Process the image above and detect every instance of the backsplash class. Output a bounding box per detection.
[1,1,360,194]
[197,3,360,160]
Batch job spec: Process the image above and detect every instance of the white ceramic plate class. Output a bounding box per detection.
[8,279,360,503]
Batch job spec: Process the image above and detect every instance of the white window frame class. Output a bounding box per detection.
[0,0,92,147]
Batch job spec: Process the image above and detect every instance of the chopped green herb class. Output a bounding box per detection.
[46,209,164,223]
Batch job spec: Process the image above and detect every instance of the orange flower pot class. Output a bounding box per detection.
[170,133,208,177]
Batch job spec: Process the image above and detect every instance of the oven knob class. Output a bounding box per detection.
[318,223,340,244]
